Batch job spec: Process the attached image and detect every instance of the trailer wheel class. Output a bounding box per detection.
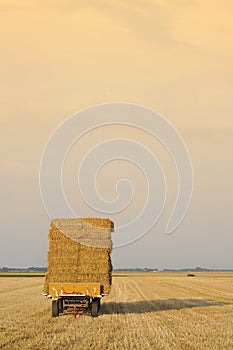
[52,300,59,317]
[91,299,99,317]
[58,299,63,313]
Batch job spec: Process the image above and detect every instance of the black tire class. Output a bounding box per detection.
[91,299,99,317]
[97,298,101,310]
[52,300,59,317]
[58,299,63,313]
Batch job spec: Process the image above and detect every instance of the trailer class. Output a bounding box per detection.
[45,282,105,317]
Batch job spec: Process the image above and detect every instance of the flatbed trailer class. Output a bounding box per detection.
[45,282,105,317]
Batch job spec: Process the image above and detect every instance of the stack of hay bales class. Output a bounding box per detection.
[43,218,113,295]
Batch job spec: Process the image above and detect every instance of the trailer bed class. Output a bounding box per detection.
[48,282,103,298]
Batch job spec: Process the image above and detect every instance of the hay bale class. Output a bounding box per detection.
[43,218,113,295]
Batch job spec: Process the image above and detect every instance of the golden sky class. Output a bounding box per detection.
[0,0,232,268]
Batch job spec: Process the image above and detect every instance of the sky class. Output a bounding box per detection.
[0,0,233,269]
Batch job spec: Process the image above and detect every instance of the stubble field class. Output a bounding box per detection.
[0,272,233,349]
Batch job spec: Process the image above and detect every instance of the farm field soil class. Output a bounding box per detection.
[0,272,233,349]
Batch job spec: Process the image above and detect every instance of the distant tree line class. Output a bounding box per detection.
[113,268,158,272]
[114,266,233,272]
[1,266,232,272]
[163,267,233,272]
[0,266,47,272]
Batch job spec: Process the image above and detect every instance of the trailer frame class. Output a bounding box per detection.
[45,282,105,317]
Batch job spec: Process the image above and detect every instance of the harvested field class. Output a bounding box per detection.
[0,272,233,349]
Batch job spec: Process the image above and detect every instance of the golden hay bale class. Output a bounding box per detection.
[43,218,113,295]
[82,217,114,229]
[51,218,113,249]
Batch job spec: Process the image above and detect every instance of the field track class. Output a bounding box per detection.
[0,272,233,349]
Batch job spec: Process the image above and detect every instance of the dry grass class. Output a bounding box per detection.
[0,272,233,349]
